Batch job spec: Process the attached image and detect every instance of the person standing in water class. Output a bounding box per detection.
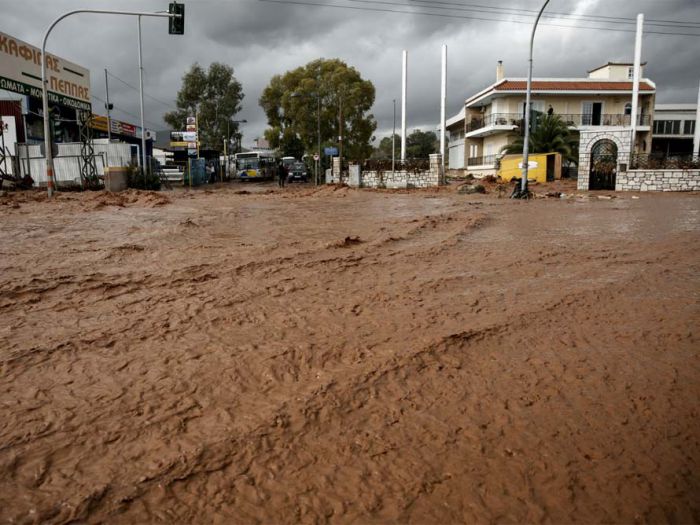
[277,161,288,188]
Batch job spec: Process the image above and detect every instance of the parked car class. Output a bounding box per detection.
[287,161,309,183]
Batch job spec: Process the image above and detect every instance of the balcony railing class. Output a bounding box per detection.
[629,154,700,170]
[465,113,650,133]
[466,113,522,133]
[558,113,651,127]
[467,154,499,167]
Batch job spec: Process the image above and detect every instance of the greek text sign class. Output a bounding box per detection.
[0,31,91,111]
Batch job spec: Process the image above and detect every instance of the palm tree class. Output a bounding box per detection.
[501,114,579,164]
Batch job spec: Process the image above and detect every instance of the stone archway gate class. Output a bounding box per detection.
[577,130,631,191]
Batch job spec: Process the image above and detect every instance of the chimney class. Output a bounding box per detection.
[496,60,504,82]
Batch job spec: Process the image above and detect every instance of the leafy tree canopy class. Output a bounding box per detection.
[407,129,438,158]
[372,130,438,159]
[164,62,244,150]
[501,114,579,164]
[259,58,377,160]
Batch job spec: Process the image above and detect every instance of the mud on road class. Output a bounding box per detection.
[0,183,698,523]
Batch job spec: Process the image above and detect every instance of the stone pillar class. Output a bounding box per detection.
[348,164,361,187]
[332,157,342,184]
[429,153,444,185]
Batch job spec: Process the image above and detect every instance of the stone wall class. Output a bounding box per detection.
[346,154,443,189]
[577,129,632,191]
[616,169,700,191]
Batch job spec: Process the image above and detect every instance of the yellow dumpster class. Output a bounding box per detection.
[498,152,561,183]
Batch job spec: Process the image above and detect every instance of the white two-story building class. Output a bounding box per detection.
[446,61,656,190]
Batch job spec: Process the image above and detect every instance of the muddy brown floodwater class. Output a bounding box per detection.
[0,183,698,524]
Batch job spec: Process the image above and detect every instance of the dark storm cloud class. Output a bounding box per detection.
[0,0,698,144]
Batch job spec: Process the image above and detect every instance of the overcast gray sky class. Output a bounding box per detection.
[1,0,698,146]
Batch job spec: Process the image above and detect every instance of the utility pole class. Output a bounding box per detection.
[694,78,700,156]
[630,13,644,154]
[440,44,447,180]
[401,49,407,161]
[338,95,343,183]
[520,0,550,197]
[137,15,147,184]
[392,98,396,176]
[317,94,321,185]
[104,69,112,142]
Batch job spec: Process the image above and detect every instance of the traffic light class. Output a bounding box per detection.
[169,2,185,35]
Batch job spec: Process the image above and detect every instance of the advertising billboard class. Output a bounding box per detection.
[0,31,91,111]
[90,115,153,140]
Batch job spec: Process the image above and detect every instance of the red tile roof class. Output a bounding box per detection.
[495,80,655,92]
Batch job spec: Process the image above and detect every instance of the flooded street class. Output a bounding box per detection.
[1,184,698,523]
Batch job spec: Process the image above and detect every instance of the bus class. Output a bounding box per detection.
[234,151,277,180]
[281,156,296,170]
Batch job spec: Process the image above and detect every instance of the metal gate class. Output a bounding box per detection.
[589,139,618,190]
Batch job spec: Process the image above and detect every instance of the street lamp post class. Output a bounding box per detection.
[519,0,550,198]
[40,8,179,197]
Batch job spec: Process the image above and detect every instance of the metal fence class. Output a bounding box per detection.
[629,154,700,170]
[13,142,135,188]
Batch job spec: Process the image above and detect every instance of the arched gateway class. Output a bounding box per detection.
[589,139,618,190]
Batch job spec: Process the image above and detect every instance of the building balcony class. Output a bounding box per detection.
[466,113,522,138]
[558,113,651,128]
[465,113,651,138]
[467,154,499,168]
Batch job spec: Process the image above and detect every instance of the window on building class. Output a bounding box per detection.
[683,120,696,135]
[653,120,682,135]
[628,67,634,80]
[624,103,632,115]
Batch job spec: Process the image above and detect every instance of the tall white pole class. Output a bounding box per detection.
[630,13,644,153]
[693,78,700,156]
[440,44,447,177]
[392,98,396,175]
[137,15,147,181]
[401,50,407,162]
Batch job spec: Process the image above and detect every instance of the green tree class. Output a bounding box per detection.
[372,134,399,159]
[501,114,579,164]
[164,62,244,150]
[406,129,438,158]
[259,58,377,161]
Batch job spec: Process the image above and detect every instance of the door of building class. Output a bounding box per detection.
[583,102,603,126]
